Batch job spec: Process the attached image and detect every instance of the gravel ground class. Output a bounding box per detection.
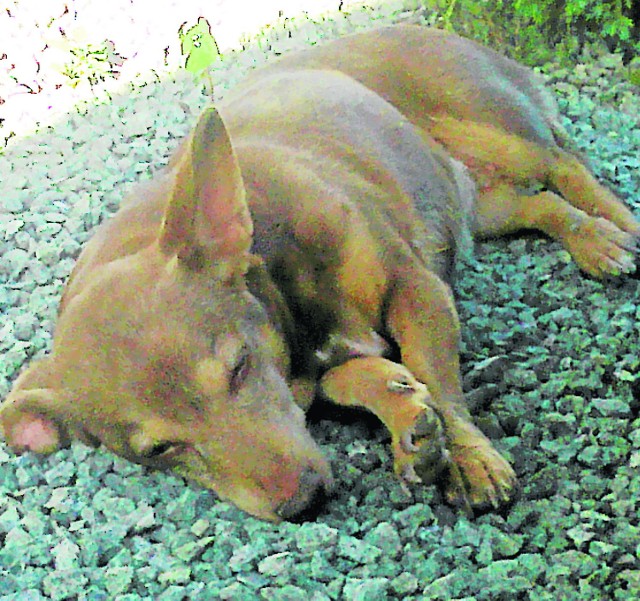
[2,2,640,600]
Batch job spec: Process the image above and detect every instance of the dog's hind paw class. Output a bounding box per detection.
[564,216,638,278]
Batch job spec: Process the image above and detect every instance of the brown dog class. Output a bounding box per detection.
[2,25,638,521]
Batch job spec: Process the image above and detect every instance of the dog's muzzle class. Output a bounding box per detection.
[275,466,330,522]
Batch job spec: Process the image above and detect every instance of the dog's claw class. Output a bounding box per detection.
[400,431,419,453]
[444,459,474,517]
[400,462,422,485]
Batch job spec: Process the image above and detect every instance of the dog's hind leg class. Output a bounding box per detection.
[385,268,517,512]
[476,183,638,278]
[430,116,639,276]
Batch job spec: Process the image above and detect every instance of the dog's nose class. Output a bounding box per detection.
[275,467,328,522]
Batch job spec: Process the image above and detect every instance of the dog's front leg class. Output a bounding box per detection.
[386,267,517,512]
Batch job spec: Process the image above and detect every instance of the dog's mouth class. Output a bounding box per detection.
[273,465,332,522]
[173,461,334,522]
[165,435,334,522]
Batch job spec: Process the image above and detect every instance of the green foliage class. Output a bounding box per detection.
[627,56,640,85]
[178,17,220,75]
[61,41,121,88]
[425,0,639,64]
[178,17,220,99]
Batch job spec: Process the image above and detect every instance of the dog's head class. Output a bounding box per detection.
[1,108,332,521]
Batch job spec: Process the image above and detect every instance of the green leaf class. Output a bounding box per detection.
[179,17,220,75]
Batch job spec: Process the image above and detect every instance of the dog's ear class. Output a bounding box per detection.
[1,358,71,454]
[160,107,253,266]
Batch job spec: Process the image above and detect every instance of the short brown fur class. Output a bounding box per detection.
[2,25,638,521]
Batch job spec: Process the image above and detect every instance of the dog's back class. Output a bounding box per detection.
[263,25,563,148]
[222,67,475,280]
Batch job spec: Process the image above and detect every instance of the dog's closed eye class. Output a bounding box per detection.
[134,438,184,462]
[387,376,417,394]
[143,441,176,458]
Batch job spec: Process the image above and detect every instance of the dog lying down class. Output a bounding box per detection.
[2,25,638,521]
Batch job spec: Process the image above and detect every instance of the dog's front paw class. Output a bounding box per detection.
[442,422,517,514]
